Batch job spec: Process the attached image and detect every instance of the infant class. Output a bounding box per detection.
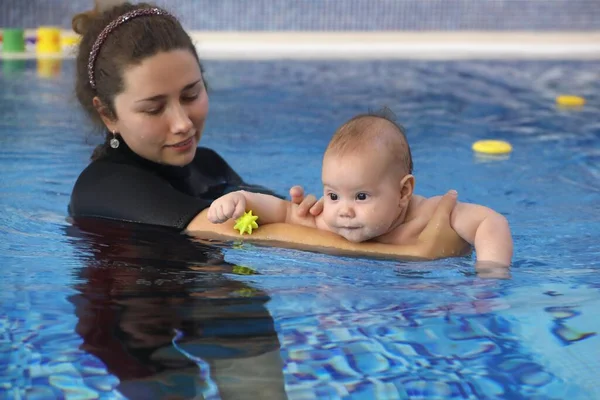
[208,113,513,266]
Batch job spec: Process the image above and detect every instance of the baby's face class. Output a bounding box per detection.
[321,151,404,242]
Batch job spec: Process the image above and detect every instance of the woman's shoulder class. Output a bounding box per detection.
[73,156,144,189]
[72,146,227,194]
[72,159,112,190]
[70,158,154,215]
[69,158,209,228]
[192,147,239,177]
[193,146,226,165]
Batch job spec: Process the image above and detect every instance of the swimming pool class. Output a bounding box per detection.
[1,58,599,399]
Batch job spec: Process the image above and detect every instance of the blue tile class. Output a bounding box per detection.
[1,0,599,31]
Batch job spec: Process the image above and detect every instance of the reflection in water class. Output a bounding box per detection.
[2,59,26,75]
[37,58,62,78]
[64,219,287,399]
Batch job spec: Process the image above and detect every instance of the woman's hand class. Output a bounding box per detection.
[289,186,324,217]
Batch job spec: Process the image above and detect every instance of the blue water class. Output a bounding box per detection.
[1,58,599,399]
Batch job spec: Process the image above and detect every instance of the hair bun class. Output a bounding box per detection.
[72,11,95,35]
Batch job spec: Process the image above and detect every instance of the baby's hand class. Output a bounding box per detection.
[208,191,247,223]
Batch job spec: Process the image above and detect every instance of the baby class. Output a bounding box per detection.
[208,113,513,267]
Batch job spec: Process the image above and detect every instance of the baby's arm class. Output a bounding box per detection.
[207,191,318,227]
[448,201,513,266]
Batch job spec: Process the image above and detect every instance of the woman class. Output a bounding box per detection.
[70,2,469,259]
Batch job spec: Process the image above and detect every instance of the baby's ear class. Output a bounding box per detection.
[399,174,415,202]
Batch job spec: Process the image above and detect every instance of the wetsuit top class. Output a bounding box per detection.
[69,141,279,229]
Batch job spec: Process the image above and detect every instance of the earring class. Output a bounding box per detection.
[110,131,120,149]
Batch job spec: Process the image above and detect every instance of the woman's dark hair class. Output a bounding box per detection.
[73,2,204,161]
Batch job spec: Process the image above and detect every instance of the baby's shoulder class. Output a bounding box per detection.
[407,195,445,220]
[380,194,459,245]
[377,195,438,244]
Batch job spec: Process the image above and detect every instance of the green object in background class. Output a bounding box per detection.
[3,29,26,53]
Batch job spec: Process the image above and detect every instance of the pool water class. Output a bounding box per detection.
[1,58,599,399]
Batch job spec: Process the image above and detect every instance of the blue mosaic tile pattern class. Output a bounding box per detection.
[1,0,599,31]
[274,283,597,399]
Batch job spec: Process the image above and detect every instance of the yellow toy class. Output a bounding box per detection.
[234,210,259,235]
[472,140,512,155]
[556,95,585,107]
[36,27,61,54]
[232,265,257,275]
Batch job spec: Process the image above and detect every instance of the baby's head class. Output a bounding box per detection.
[321,112,414,242]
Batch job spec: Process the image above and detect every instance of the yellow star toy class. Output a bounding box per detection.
[234,210,259,235]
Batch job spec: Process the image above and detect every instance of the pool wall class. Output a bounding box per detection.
[2,0,600,31]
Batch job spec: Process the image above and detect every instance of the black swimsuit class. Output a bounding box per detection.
[69,142,279,229]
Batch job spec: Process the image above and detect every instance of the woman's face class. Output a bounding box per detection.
[103,49,208,166]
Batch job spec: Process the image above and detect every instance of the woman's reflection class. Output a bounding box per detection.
[65,218,287,399]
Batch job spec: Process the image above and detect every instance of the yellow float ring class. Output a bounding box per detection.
[472,140,512,155]
[556,95,585,107]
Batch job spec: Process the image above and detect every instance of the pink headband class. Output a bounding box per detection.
[88,7,173,89]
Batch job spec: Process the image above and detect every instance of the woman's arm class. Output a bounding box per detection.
[188,190,470,260]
